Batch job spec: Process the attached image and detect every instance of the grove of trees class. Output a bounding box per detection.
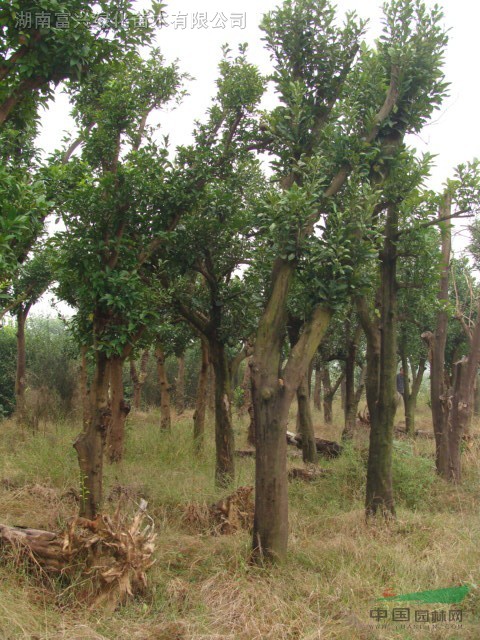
[2,0,480,572]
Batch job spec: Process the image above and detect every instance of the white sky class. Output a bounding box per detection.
[32,0,480,315]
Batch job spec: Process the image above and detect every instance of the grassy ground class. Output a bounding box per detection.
[0,400,479,640]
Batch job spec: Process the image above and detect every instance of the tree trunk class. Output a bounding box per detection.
[296,371,318,463]
[208,339,235,486]
[175,354,185,415]
[401,352,426,434]
[359,205,398,519]
[193,340,209,453]
[15,306,27,425]
[321,367,333,423]
[448,304,480,481]
[106,356,130,463]
[241,358,252,415]
[313,359,322,411]
[474,371,480,417]
[130,349,149,410]
[74,350,110,518]
[80,345,90,426]
[155,344,171,431]
[251,259,331,563]
[342,324,362,441]
[424,194,452,479]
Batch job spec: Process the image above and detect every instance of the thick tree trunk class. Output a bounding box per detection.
[155,344,171,431]
[193,340,209,453]
[313,359,322,411]
[74,350,110,518]
[359,205,398,519]
[175,354,185,415]
[15,306,27,424]
[209,339,235,486]
[130,350,149,410]
[296,372,318,464]
[251,259,331,563]
[106,356,130,463]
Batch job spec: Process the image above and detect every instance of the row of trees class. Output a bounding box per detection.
[2,0,480,563]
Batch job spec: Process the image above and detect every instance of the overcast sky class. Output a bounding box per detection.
[32,0,480,315]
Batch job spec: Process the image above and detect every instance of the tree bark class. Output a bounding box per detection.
[424,194,452,478]
[251,258,331,562]
[74,350,110,518]
[15,306,28,425]
[175,354,185,415]
[342,324,362,441]
[130,349,149,410]
[155,344,171,431]
[106,356,130,463]
[321,366,344,424]
[358,205,398,519]
[400,352,426,434]
[193,339,209,453]
[80,345,90,426]
[296,371,318,463]
[313,358,322,411]
[448,305,480,481]
[321,367,333,423]
[208,339,235,486]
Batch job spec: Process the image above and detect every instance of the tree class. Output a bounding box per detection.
[423,162,480,481]
[250,0,447,560]
[0,0,159,126]
[8,247,52,422]
[150,46,265,485]
[51,52,182,516]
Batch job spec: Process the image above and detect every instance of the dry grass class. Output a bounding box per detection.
[0,400,479,639]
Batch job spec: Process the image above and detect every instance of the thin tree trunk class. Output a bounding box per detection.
[296,371,318,464]
[209,339,235,486]
[401,353,426,434]
[176,354,185,415]
[241,358,252,415]
[313,359,322,411]
[321,367,333,423]
[424,194,452,478]
[130,350,149,410]
[74,350,110,518]
[155,344,171,431]
[15,306,27,424]
[193,340,209,453]
[448,303,480,481]
[106,356,130,463]
[322,367,344,424]
[342,324,362,441]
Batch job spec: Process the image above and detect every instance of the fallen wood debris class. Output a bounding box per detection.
[183,486,255,535]
[210,486,254,535]
[286,431,343,458]
[0,501,156,611]
[234,449,255,458]
[288,467,331,481]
